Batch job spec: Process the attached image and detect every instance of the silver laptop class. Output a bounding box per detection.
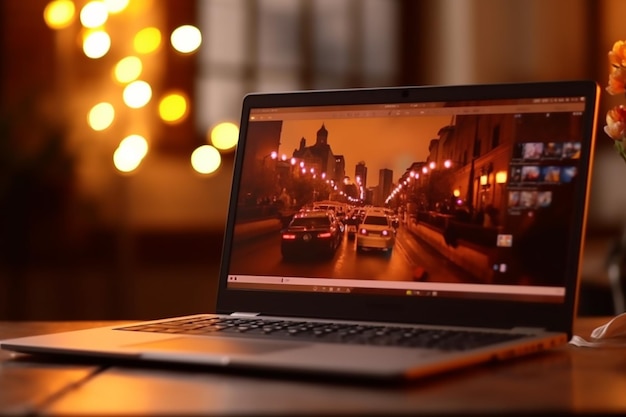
[1,81,599,381]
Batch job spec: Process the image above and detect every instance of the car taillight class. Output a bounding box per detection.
[282,234,297,240]
[317,232,332,238]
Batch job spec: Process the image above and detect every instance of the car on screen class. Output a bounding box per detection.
[345,208,366,239]
[385,209,400,229]
[281,210,343,260]
[356,210,396,255]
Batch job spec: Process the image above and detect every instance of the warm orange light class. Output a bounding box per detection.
[210,122,238,151]
[88,102,115,131]
[114,135,148,173]
[123,80,152,108]
[120,134,148,158]
[158,92,188,123]
[134,27,162,54]
[170,25,202,54]
[114,56,143,84]
[191,145,221,174]
[83,29,111,58]
[103,0,129,13]
[480,174,488,186]
[80,1,109,28]
[44,0,75,29]
[496,170,508,184]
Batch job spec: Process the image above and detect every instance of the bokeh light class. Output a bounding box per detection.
[83,30,111,58]
[103,0,129,14]
[113,147,141,173]
[158,92,188,123]
[191,145,221,174]
[80,1,109,28]
[134,27,162,54]
[210,122,239,151]
[113,134,148,173]
[43,0,75,29]
[119,134,148,159]
[88,102,115,131]
[114,56,142,84]
[123,80,152,108]
[170,25,202,54]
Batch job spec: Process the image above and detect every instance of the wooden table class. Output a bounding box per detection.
[1,318,625,415]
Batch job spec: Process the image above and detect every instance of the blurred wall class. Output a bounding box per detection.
[408,0,594,85]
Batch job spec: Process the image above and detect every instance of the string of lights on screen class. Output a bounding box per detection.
[43,0,239,175]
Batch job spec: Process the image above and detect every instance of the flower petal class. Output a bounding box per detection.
[609,40,626,67]
[607,69,626,95]
[605,105,626,140]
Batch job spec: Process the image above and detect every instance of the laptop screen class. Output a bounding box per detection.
[220,83,598,325]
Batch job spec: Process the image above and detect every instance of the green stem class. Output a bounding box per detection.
[615,141,626,163]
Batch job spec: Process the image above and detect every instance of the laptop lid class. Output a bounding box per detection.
[216,81,599,337]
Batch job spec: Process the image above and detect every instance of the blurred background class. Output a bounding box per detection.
[0,0,625,320]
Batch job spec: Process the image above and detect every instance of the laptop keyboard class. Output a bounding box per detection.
[117,316,528,351]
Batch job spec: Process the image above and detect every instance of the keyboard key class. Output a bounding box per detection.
[115,317,527,351]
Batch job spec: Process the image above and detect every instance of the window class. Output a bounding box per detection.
[492,125,501,149]
[195,0,399,141]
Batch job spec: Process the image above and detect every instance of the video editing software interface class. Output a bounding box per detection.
[227,95,588,304]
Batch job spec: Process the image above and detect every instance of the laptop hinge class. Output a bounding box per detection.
[511,327,545,334]
[230,312,261,317]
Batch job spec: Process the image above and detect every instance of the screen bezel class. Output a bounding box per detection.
[216,81,599,337]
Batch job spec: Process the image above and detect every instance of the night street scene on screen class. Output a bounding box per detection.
[226,100,584,303]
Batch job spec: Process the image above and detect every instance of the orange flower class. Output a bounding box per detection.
[605,105,626,141]
[609,40,626,68]
[606,41,626,163]
[608,67,626,95]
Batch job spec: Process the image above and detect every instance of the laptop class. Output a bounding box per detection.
[1,81,599,381]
